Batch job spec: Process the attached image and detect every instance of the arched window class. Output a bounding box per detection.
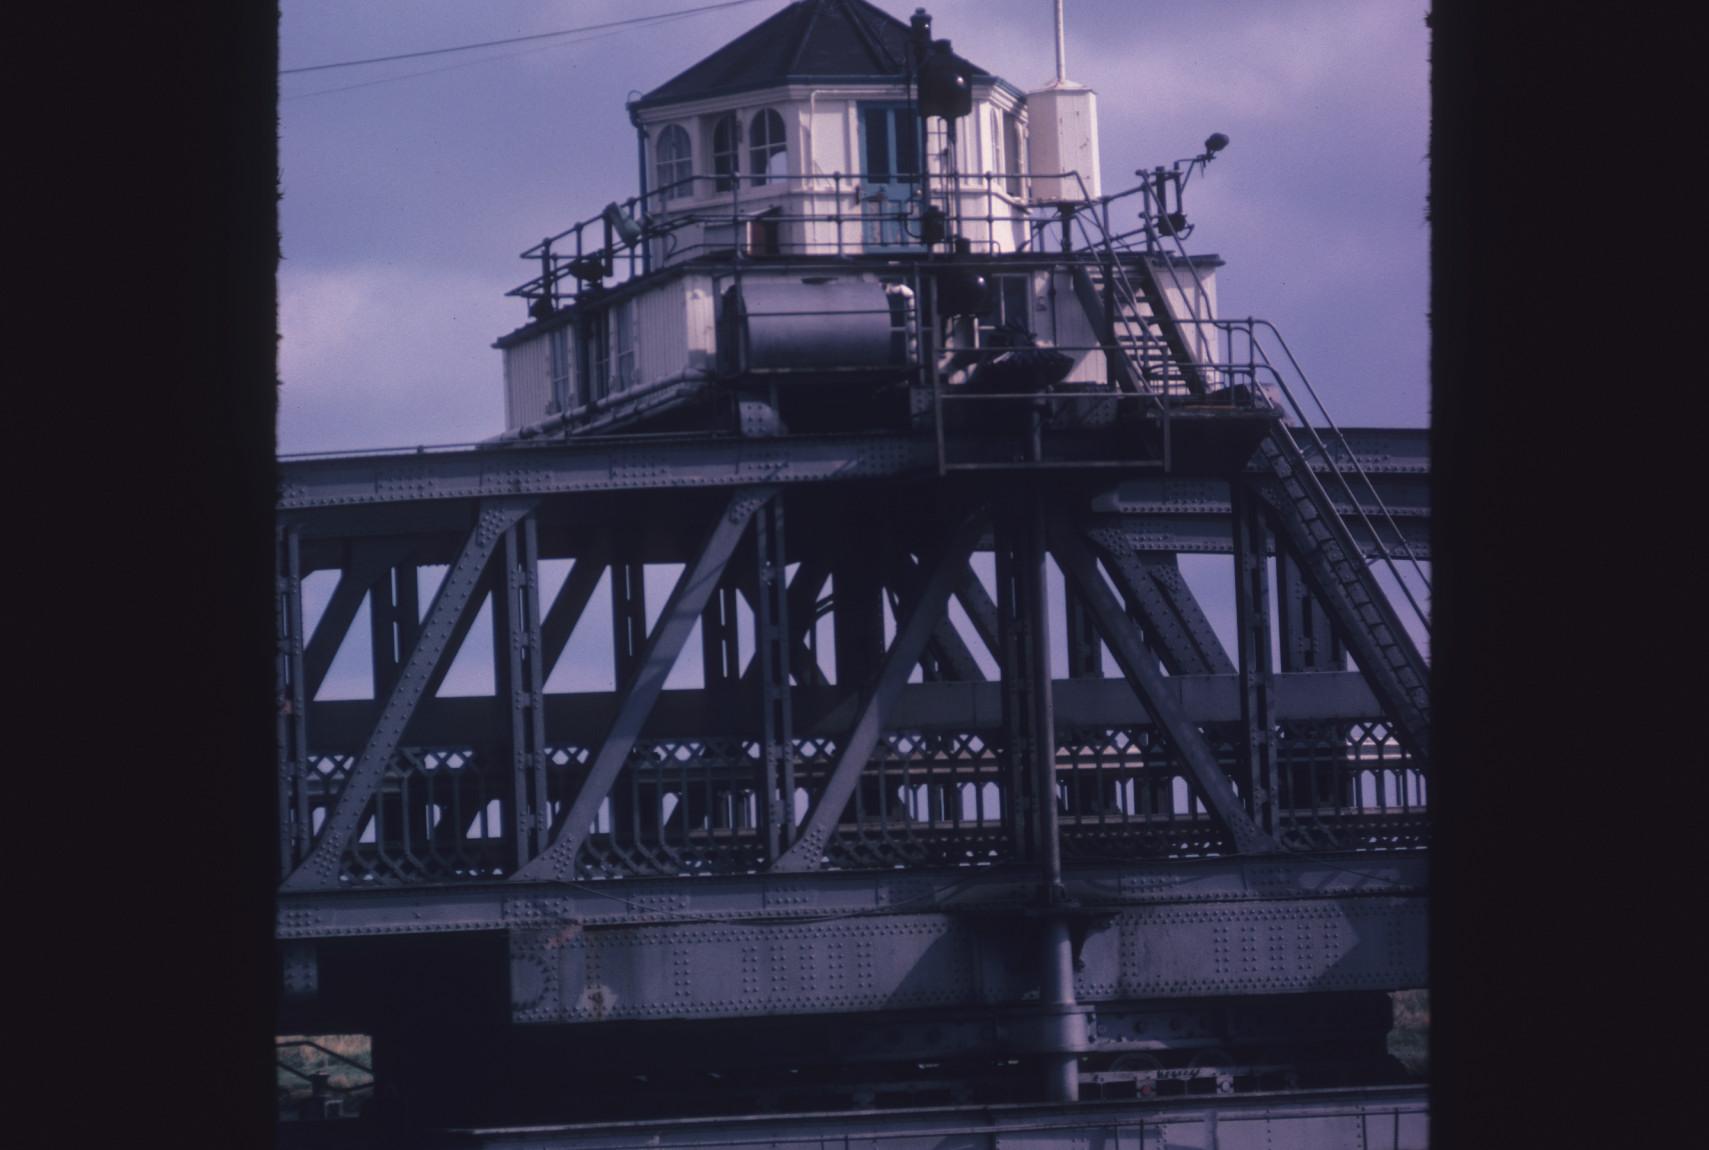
[655,124,692,202]
[711,113,739,192]
[748,109,787,186]
[1002,110,1024,197]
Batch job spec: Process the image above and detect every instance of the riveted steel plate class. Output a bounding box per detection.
[1077,897,1426,1000]
[512,913,983,1024]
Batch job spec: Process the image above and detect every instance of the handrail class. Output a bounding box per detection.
[1057,181,1428,636]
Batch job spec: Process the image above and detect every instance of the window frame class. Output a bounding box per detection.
[711,113,739,193]
[748,108,787,187]
[655,124,693,203]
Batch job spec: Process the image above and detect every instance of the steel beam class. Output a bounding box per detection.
[751,498,794,860]
[276,523,309,875]
[282,499,536,891]
[279,852,1428,939]
[508,893,1425,1024]
[368,556,421,700]
[302,670,1391,749]
[954,565,1003,663]
[740,557,828,689]
[1230,480,1280,834]
[445,1088,1429,1150]
[301,537,414,699]
[609,557,647,688]
[278,436,939,511]
[1082,527,1234,675]
[492,516,548,868]
[1278,551,1344,672]
[886,549,986,682]
[1046,519,1276,854]
[539,534,609,678]
[1252,430,1430,762]
[772,509,988,871]
[514,488,777,882]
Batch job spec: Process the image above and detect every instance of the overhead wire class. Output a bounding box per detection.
[282,26,628,101]
[280,0,773,76]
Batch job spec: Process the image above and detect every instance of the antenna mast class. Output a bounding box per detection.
[1053,0,1067,82]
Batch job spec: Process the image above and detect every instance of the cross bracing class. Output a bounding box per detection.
[276,440,1428,891]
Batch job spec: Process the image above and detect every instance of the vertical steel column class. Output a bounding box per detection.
[1063,586,1103,679]
[276,523,309,876]
[996,494,1077,1103]
[832,519,885,688]
[493,516,548,869]
[1024,495,1077,1104]
[1277,552,1345,672]
[701,583,742,686]
[751,497,795,861]
[369,559,420,700]
[995,513,1038,857]
[1231,480,1280,834]
[611,558,648,687]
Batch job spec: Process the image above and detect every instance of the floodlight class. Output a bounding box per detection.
[603,202,644,246]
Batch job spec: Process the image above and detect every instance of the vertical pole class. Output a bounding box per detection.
[276,523,309,876]
[701,583,741,686]
[753,497,795,861]
[999,493,1077,1103]
[832,524,886,688]
[1231,480,1279,836]
[1277,552,1345,671]
[611,558,648,687]
[495,516,548,869]
[1024,492,1077,1104]
[1054,0,1068,84]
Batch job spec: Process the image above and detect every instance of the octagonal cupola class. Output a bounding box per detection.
[627,0,1032,264]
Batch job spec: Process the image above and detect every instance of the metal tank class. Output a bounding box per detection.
[719,278,915,379]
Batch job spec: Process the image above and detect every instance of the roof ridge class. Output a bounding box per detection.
[783,0,823,74]
[840,0,901,72]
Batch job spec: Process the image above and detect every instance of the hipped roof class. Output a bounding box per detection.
[630,0,1002,111]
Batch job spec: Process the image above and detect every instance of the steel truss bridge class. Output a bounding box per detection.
[274,416,1429,1146]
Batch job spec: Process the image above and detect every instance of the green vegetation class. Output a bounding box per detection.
[276,1033,374,1105]
[1388,989,1429,1077]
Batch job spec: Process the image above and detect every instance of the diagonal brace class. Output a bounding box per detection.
[282,499,536,890]
[741,557,829,688]
[514,487,777,882]
[772,509,987,872]
[887,550,986,682]
[1047,519,1276,854]
[540,535,611,679]
[1082,526,1234,675]
[302,538,415,699]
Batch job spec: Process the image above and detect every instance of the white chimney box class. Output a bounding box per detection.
[1025,81,1101,201]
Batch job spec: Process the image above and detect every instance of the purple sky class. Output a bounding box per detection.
[278,0,1430,454]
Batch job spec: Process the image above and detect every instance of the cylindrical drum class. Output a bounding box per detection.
[721,278,912,376]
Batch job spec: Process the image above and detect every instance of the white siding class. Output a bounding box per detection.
[503,334,554,431]
[1048,270,1108,386]
[1150,261,1219,367]
[630,274,717,391]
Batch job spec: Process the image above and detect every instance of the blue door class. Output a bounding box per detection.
[857,103,919,251]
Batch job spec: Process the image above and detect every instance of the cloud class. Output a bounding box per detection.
[279,261,520,451]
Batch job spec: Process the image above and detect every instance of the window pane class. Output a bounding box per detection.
[749,109,786,186]
[713,115,737,191]
[894,112,917,177]
[863,107,890,180]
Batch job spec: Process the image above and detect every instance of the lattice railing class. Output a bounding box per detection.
[287,717,1424,884]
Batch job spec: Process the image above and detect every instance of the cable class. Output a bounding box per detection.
[282,27,624,102]
[281,0,773,76]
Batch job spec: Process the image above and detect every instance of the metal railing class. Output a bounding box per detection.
[1063,177,1430,636]
[501,163,1426,625]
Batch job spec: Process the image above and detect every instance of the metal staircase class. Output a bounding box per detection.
[1068,198,1433,762]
